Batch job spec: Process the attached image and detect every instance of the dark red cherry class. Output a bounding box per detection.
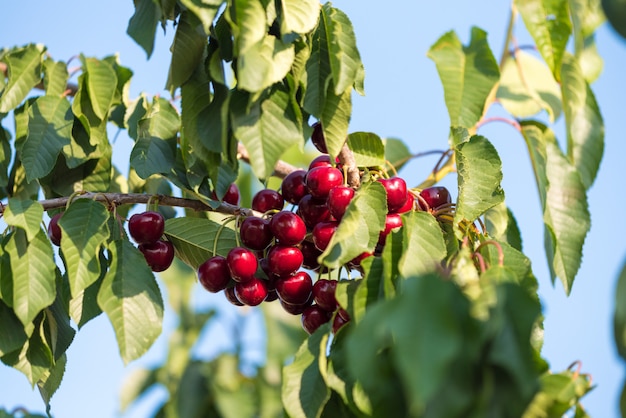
[276,271,313,305]
[306,166,343,198]
[129,211,165,244]
[311,122,328,153]
[327,186,354,220]
[252,189,284,213]
[139,240,175,272]
[270,211,306,246]
[312,221,338,252]
[223,183,241,206]
[308,155,333,170]
[332,309,350,333]
[396,192,415,214]
[240,217,273,250]
[280,294,314,315]
[419,186,452,210]
[300,240,322,270]
[377,177,408,213]
[348,251,373,269]
[226,247,258,282]
[378,213,403,246]
[198,255,232,293]
[281,170,308,205]
[224,286,244,306]
[312,279,338,312]
[47,213,63,246]
[267,245,303,277]
[265,288,279,302]
[234,277,268,306]
[297,194,331,229]
[301,305,332,334]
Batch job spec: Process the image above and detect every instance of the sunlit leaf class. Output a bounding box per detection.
[346,132,385,167]
[0,44,45,113]
[43,58,69,97]
[3,198,44,242]
[398,211,447,278]
[236,35,295,92]
[37,353,66,408]
[227,0,267,55]
[280,0,319,35]
[81,56,117,120]
[485,202,523,251]
[166,11,207,94]
[320,84,351,159]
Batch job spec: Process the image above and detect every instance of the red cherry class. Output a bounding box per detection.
[280,294,313,315]
[301,305,332,334]
[300,240,322,270]
[139,240,175,272]
[226,247,258,282]
[308,155,333,170]
[347,251,373,269]
[312,220,338,251]
[419,186,452,210]
[311,122,328,153]
[267,245,303,277]
[377,177,408,213]
[234,277,268,306]
[306,166,344,198]
[281,170,308,205]
[312,279,338,312]
[297,194,331,229]
[378,213,403,247]
[332,309,350,333]
[224,286,244,306]
[129,211,165,244]
[327,186,355,220]
[198,256,232,293]
[276,271,313,305]
[396,192,415,214]
[252,189,284,213]
[265,289,279,302]
[223,183,241,206]
[270,211,307,246]
[47,213,63,246]
[240,217,273,250]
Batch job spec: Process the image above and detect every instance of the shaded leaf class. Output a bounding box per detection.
[398,211,447,278]
[0,300,28,356]
[43,59,69,97]
[303,13,332,117]
[166,11,207,93]
[81,56,117,120]
[3,198,44,242]
[37,353,66,408]
[383,137,411,173]
[485,202,523,251]
[0,44,45,113]
[614,257,626,360]
[178,0,223,35]
[127,0,162,58]
[319,84,351,159]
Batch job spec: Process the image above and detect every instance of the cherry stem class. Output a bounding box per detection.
[474,240,505,267]
[431,149,454,178]
[475,116,522,132]
[213,216,238,256]
[473,252,487,273]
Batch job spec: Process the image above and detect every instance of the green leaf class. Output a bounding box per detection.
[427,27,499,128]
[3,199,44,242]
[0,300,28,356]
[602,0,626,39]
[515,0,572,78]
[319,182,387,268]
[127,0,161,58]
[59,200,110,297]
[70,75,108,163]
[43,59,69,97]
[236,35,295,92]
[497,50,562,122]
[398,211,447,278]
[454,135,505,233]
[166,11,207,94]
[346,132,385,167]
[0,127,10,188]
[578,34,603,83]
[43,294,75,362]
[303,14,332,117]
[320,85,351,159]
[280,0,319,34]
[0,44,45,113]
[383,137,411,173]
[231,89,303,180]
[4,229,56,326]
[81,56,117,120]
[119,367,158,411]
[282,326,331,418]
[163,214,237,269]
[37,353,66,408]
[69,266,104,329]
[485,202,523,251]
[616,257,626,361]
[178,0,223,35]
[560,53,604,190]
[570,0,605,82]
[22,95,73,182]
[40,147,112,197]
[227,0,267,55]
[97,239,164,364]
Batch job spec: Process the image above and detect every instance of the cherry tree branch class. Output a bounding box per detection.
[236,143,297,179]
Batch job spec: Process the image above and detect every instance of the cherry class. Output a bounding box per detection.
[270,211,306,246]
[281,170,308,205]
[378,213,403,246]
[327,186,354,220]
[129,211,165,244]
[308,155,333,170]
[311,122,328,153]
[139,240,175,272]
[226,247,258,282]
[280,295,313,315]
[224,286,244,306]
[212,183,241,206]
[300,240,322,270]
[306,166,343,198]
[240,217,273,250]
[276,271,313,305]
[312,220,339,251]
[378,177,408,213]
[265,288,279,302]
[419,186,452,210]
[333,309,350,333]
[252,189,284,213]
[312,279,338,312]
[301,305,332,334]
[267,245,303,277]
[198,255,232,293]
[234,277,268,306]
[297,194,331,229]
[47,213,63,246]
[396,192,415,214]
[348,251,373,269]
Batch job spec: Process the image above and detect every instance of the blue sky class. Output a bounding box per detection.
[1,1,626,417]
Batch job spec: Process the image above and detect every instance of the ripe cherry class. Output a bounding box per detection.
[234,277,268,306]
[396,192,415,214]
[378,213,403,246]
[226,247,258,282]
[223,183,241,206]
[300,240,322,270]
[312,220,339,251]
[139,240,175,272]
[301,305,332,334]
[327,186,354,220]
[280,294,313,315]
[312,279,338,312]
[311,122,328,153]
[47,213,63,246]
[297,194,331,229]
[378,177,408,213]
[252,189,284,213]
[198,255,232,293]
[240,217,273,250]
[276,271,313,305]
[129,211,165,244]
[270,211,306,246]
[306,166,344,199]
[281,170,308,205]
[265,289,279,302]
[332,309,350,333]
[308,155,333,170]
[267,245,303,277]
[224,286,244,306]
[419,186,452,210]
